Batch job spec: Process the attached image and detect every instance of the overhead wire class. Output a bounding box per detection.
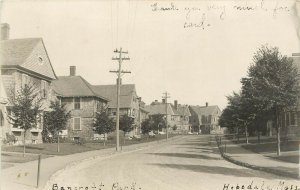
[110,0,114,51]
[116,0,119,48]
[128,0,142,81]
[128,0,138,51]
[126,0,131,50]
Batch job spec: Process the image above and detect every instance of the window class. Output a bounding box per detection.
[171,116,175,121]
[127,109,132,116]
[41,80,47,98]
[291,112,296,125]
[0,110,4,126]
[97,101,103,111]
[21,74,29,87]
[74,98,81,109]
[61,97,73,105]
[73,118,81,130]
[36,113,43,129]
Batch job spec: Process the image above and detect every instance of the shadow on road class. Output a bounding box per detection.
[147,153,222,160]
[148,163,280,179]
[175,143,213,147]
[185,150,213,154]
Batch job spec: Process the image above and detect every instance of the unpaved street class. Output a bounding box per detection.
[45,136,299,190]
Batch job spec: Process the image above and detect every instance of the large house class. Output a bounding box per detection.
[144,99,191,134]
[0,23,57,144]
[189,103,221,134]
[92,82,141,136]
[52,66,110,141]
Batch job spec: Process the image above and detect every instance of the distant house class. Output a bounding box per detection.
[144,99,191,134]
[144,100,175,133]
[0,23,57,144]
[52,66,110,141]
[171,100,191,133]
[189,103,221,134]
[92,82,141,136]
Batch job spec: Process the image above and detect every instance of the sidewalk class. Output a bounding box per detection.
[1,136,183,190]
[215,137,299,179]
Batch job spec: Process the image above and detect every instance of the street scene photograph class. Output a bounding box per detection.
[0,0,299,190]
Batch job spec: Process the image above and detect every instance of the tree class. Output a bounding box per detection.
[227,92,252,143]
[172,125,177,131]
[7,84,42,157]
[119,114,134,144]
[151,114,166,132]
[93,107,115,146]
[43,100,71,152]
[220,91,256,144]
[141,118,153,139]
[247,45,300,155]
[219,106,235,133]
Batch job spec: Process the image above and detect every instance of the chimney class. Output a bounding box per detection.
[116,78,122,85]
[162,98,166,104]
[70,66,76,76]
[206,102,208,107]
[1,23,10,40]
[174,100,178,110]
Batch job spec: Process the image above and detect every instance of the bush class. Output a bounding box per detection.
[5,133,17,145]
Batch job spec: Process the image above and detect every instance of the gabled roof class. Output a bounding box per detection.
[144,103,175,115]
[0,38,57,80]
[92,84,136,108]
[52,76,109,101]
[176,105,192,117]
[189,105,221,116]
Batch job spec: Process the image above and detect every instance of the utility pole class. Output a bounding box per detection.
[110,47,130,152]
[162,92,170,140]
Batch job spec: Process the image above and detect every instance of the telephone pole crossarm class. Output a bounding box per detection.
[112,57,130,61]
[109,70,131,74]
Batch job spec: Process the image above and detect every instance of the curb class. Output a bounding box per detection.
[214,136,299,180]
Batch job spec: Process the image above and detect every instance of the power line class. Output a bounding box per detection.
[126,0,131,49]
[128,0,138,50]
[116,0,119,47]
[110,47,131,152]
[110,0,114,50]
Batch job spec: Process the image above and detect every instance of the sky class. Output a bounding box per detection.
[1,0,299,109]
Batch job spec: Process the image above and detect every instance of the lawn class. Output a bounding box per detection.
[220,135,299,164]
[241,140,299,153]
[2,152,52,163]
[1,152,52,169]
[241,140,299,164]
[2,134,176,156]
